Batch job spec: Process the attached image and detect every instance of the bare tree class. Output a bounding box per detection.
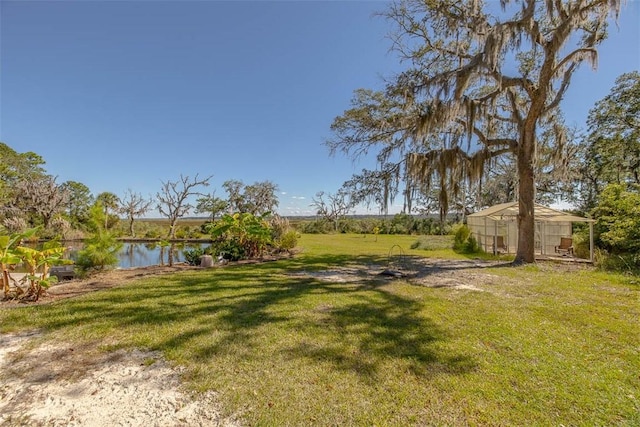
[310,190,354,231]
[11,175,69,229]
[156,174,212,239]
[120,189,154,237]
[329,0,621,263]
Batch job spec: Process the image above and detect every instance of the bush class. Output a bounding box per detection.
[593,184,640,254]
[183,247,205,266]
[144,229,162,239]
[205,213,272,260]
[451,223,481,254]
[595,249,640,273]
[409,236,454,251]
[212,238,246,261]
[452,223,471,250]
[572,230,591,259]
[298,220,332,234]
[277,231,299,252]
[174,227,188,239]
[75,231,122,274]
[463,235,481,253]
[337,218,359,233]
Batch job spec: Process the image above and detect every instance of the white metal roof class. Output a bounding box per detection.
[468,202,595,222]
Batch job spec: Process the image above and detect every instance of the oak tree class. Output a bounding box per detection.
[329,0,621,263]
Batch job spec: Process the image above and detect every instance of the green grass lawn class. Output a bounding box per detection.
[1,233,638,425]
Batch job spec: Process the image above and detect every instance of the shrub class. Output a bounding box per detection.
[144,229,161,239]
[409,236,455,251]
[174,227,188,240]
[298,220,332,234]
[2,217,28,234]
[463,235,481,253]
[572,230,591,259]
[205,213,272,260]
[212,238,246,261]
[337,218,359,233]
[595,249,640,274]
[183,247,205,266]
[451,224,481,254]
[75,231,122,275]
[452,223,471,250]
[277,231,299,252]
[593,184,640,254]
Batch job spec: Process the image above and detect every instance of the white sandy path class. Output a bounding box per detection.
[0,332,241,426]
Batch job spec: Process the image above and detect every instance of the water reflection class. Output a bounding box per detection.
[65,242,211,269]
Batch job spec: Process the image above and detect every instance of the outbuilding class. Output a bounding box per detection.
[466,202,595,261]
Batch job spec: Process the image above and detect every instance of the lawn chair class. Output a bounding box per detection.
[555,237,574,256]
[493,236,508,254]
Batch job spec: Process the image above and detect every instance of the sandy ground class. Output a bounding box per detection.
[0,332,240,427]
[0,265,242,426]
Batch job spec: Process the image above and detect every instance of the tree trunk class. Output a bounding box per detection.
[2,268,10,298]
[167,218,177,240]
[514,127,537,264]
[129,217,135,238]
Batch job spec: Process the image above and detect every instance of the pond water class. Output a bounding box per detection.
[64,241,211,269]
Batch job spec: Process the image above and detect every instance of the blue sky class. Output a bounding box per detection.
[1,1,639,216]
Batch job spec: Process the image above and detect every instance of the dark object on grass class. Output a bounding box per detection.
[50,265,75,281]
[379,269,404,278]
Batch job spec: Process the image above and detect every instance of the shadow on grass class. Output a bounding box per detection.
[4,253,477,380]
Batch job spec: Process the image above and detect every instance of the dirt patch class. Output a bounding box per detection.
[289,258,508,292]
[290,257,597,293]
[0,264,203,307]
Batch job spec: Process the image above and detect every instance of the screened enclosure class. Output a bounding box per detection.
[467,202,594,261]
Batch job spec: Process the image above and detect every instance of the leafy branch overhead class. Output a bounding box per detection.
[328,0,621,263]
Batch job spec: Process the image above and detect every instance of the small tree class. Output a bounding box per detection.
[243,181,279,215]
[15,241,66,301]
[96,192,121,230]
[222,179,280,215]
[222,179,245,213]
[61,180,94,229]
[310,190,354,231]
[195,191,228,222]
[75,203,123,274]
[0,228,38,299]
[0,142,46,212]
[592,184,640,254]
[120,189,153,237]
[157,174,212,239]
